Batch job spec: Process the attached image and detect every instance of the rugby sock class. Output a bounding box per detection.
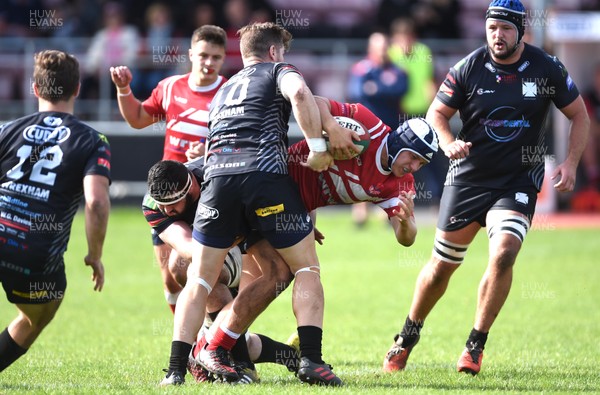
[466,328,488,349]
[207,326,239,351]
[399,316,423,346]
[0,328,27,372]
[192,333,207,359]
[230,332,255,369]
[255,333,298,371]
[168,341,192,373]
[164,291,180,314]
[297,326,324,364]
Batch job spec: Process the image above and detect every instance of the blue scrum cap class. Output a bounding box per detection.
[386,117,438,171]
[486,0,526,43]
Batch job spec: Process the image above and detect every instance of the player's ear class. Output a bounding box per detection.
[73,82,81,99]
[269,45,276,60]
[32,81,39,98]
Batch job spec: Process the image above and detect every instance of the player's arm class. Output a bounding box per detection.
[279,72,332,171]
[83,174,110,291]
[314,95,361,159]
[426,98,471,160]
[109,65,155,129]
[389,191,417,246]
[158,221,194,261]
[552,95,591,192]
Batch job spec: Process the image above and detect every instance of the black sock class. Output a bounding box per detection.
[0,328,28,372]
[255,334,298,370]
[297,326,323,364]
[399,316,423,345]
[230,332,255,369]
[207,309,221,323]
[168,341,192,373]
[467,328,488,349]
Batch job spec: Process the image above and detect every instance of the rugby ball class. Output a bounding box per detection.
[325,116,370,160]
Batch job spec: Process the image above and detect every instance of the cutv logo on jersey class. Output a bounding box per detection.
[23,125,70,144]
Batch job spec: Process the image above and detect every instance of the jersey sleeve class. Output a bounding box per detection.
[435,55,470,109]
[142,194,175,234]
[141,77,169,117]
[83,132,111,181]
[375,175,416,218]
[275,62,302,87]
[546,54,580,109]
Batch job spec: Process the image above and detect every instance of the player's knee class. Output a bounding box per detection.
[491,244,519,272]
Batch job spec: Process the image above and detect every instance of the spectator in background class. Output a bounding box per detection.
[82,2,140,100]
[348,31,408,227]
[389,18,446,208]
[572,63,600,211]
[132,2,182,99]
[582,63,600,190]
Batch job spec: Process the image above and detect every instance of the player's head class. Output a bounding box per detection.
[386,118,438,173]
[190,25,226,80]
[33,50,79,103]
[485,0,526,59]
[148,160,194,216]
[238,22,292,62]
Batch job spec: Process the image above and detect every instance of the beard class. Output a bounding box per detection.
[488,39,519,60]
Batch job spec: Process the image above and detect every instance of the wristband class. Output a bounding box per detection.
[117,87,132,97]
[306,137,327,152]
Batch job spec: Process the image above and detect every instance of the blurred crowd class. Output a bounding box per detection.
[1,0,599,210]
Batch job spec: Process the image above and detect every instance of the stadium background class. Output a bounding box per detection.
[1,0,600,211]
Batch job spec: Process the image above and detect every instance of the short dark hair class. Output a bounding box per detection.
[238,22,292,59]
[191,25,227,48]
[147,160,189,202]
[33,50,79,103]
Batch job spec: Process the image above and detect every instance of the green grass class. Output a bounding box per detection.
[1,207,599,394]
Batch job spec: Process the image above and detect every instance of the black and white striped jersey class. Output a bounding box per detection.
[436,43,580,191]
[204,62,300,179]
[0,111,111,275]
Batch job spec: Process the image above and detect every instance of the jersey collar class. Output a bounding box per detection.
[188,75,223,92]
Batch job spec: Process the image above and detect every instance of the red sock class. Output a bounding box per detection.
[192,334,208,358]
[206,327,238,351]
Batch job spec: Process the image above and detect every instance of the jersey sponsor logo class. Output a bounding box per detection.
[515,192,529,205]
[476,88,496,95]
[212,106,245,122]
[1,181,50,201]
[485,62,496,73]
[496,74,518,84]
[518,61,530,72]
[43,116,63,127]
[255,203,284,217]
[174,95,188,104]
[204,161,246,173]
[566,75,574,90]
[480,106,531,142]
[196,203,219,220]
[23,124,70,144]
[522,78,555,99]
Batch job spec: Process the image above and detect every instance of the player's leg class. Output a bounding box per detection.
[0,300,63,372]
[458,189,535,375]
[152,233,181,313]
[384,185,483,372]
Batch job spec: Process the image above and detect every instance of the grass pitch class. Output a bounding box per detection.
[1,206,598,394]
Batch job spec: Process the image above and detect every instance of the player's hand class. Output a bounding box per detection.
[551,161,577,192]
[443,140,472,160]
[314,227,325,245]
[325,123,362,159]
[84,255,105,292]
[303,150,333,172]
[392,191,415,223]
[186,140,206,161]
[109,65,133,88]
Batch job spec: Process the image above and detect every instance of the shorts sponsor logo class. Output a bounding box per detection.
[515,192,529,205]
[255,204,284,217]
[197,203,219,219]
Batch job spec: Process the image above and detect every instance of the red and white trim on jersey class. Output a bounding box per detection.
[143,73,226,162]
